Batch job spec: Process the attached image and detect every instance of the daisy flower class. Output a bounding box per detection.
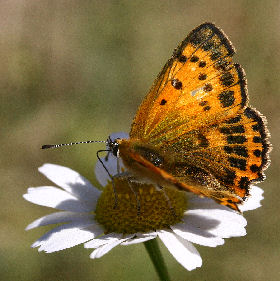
[24,132,264,272]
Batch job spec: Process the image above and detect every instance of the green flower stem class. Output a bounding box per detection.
[144,238,171,281]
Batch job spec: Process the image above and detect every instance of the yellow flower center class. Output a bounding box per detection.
[95,177,188,234]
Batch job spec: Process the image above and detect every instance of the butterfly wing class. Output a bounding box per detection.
[130,22,247,143]
[127,22,270,210]
[158,107,270,209]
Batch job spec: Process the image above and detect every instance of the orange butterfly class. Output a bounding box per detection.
[107,22,271,212]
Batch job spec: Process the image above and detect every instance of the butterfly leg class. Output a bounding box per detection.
[117,157,121,174]
[158,185,178,218]
[127,179,141,215]
[111,171,139,211]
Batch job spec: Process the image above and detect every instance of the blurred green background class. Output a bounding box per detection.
[1,0,279,280]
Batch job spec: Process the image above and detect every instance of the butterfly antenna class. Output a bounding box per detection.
[42,140,107,149]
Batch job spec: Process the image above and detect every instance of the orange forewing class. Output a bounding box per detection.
[130,23,246,142]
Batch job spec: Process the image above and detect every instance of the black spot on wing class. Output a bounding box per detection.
[190,55,199,62]
[228,157,247,171]
[239,176,250,192]
[198,73,207,80]
[199,61,206,67]
[203,83,213,92]
[250,164,260,173]
[218,90,235,107]
[220,72,234,86]
[171,78,182,90]
[227,135,247,144]
[226,115,241,124]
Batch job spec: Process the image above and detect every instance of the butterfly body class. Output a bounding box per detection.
[113,23,270,211]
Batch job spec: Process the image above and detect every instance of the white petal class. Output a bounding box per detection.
[95,132,129,186]
[187,197,247,238]
[84,233,123,249]
[32,220,103,253]
[38,164,101,209]
[26,211,94,230]
[90,234,133,259]
[158,230,202,271]
[171,222,224,247]
[23,186,92,212]
[239,185,264,212]
[121,232,157,245]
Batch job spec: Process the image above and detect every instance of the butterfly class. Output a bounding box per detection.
[107,22,271,211]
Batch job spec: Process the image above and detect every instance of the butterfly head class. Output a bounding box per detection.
[107,136,121,157]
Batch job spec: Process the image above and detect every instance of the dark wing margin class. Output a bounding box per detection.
[173,22,235,63]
